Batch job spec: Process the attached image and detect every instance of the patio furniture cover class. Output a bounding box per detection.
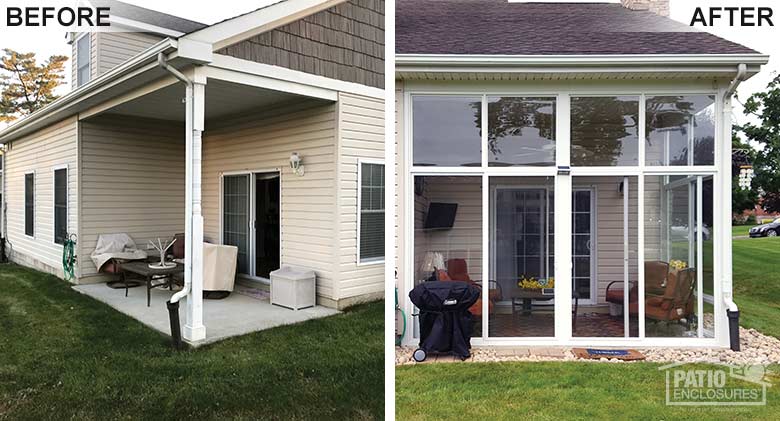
[91,233,148,271]
[409,280,481,359]
[203,243,238,291]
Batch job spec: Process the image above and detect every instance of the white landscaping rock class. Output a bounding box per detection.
[396,325,780,365]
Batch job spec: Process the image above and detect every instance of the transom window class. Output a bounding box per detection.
[571,96,639,167]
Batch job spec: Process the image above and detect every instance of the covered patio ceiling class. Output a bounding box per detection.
[91,78,331,123]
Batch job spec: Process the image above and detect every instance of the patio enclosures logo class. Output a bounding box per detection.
[661,363,771,406]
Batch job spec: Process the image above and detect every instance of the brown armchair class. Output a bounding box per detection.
[645,268,696,322]
[442,258,501,317]
[606,261,670,315]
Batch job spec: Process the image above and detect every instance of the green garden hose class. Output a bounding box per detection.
[395,287,406,346]
[62,234,77,282]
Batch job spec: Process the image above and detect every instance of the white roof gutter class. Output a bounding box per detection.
[396,53,770,67]
[0,38,178,144]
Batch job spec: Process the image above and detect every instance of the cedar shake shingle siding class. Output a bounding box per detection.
[396,0,758,55]
[217,0,384,89]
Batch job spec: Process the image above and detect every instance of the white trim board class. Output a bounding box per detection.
[183,0,347,51]
[208,54,384,100]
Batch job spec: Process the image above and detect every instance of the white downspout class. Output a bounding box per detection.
[158,53,193,306]
[722,63,747,351]
[158,53,206,343]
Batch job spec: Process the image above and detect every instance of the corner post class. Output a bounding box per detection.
[184,69,207,342]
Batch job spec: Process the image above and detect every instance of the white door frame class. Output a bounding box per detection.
[219,168,282,282]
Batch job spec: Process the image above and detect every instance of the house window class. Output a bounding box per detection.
[646,95,716,166]
[571,96,640,166]
[76,35,91,87]
[487,97,556,166]
[54,167,68,244]
[24,173,34,237]
[359,162,385,263]
[413,96,482,167]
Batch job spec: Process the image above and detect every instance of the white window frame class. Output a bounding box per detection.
[357,158,385,266]
[24,171,35,239]
[402,80,725,348]
[76,34,91,87]
[52,164,69,245]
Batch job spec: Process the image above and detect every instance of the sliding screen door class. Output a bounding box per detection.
[223,174,250,274]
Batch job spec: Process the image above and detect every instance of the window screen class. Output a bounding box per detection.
[360,163,385,262]
[25,173,34,236]
[77,35,91,87]
[54,168,68,244]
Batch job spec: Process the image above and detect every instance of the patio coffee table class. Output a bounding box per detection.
[120,261,184,307]
[507,287,581,317]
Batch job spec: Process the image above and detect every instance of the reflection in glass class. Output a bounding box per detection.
[644,175,703,338]
[413,96,482,167]
[646,95,716,166]
[486,97,556,166]
[490,177,555,337]
[413,176,483,337]
[571,96,639,166]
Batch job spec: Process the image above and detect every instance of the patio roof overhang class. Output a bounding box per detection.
[395,53,770,81]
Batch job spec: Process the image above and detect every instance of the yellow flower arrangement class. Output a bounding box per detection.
[518,276,555,289]
[670,259,687,270]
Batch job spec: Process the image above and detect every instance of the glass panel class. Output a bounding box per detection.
[573,177,638,338]
[702,177,715,338]
[646,95,716,166]
[413,176,482,338]
[489,177,555,338]
[644,175,701,338]
[25,173,34,236]
[571,96,639,166]
[412,96,482,167]
[77,36,90,86]
[223,174,250,274]
[360,163,385,261]
[486,97,556,166]
[54,169,68,245]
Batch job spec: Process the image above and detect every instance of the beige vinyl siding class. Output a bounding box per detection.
[201,101,339,301]
[79,115,184,279]
[394,81,405,299]
[95,32,162,76]
[4,117,78,278]
[335,92,384,301]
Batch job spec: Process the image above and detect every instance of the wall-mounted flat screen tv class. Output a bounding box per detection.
[424,202,458,229]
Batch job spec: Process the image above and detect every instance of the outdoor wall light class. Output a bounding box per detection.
[290,152,305,176]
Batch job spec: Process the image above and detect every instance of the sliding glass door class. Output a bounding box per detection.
[223,174,250,274]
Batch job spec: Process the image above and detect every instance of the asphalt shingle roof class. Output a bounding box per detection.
[93,0,207,34]
[396,1,759,55]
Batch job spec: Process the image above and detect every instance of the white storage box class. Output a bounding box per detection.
[270,266,316,310]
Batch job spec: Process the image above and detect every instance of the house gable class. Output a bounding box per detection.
[216,0,384,89]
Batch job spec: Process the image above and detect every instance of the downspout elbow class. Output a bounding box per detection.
[724,63,747,102]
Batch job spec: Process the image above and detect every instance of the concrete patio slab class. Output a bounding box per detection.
[73,283,340,346]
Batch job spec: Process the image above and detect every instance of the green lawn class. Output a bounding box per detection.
[0,264,383,420]
[733,225,753,237]
[397,362,780,420]
[397,232,780,419]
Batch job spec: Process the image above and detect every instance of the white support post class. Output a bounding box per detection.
[696,176,704,338]
[719,90,734,346]
[183,74,207,342]
[623,176,630,338]
[555,93,572,340]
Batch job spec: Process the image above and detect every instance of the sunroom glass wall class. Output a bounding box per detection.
[413,176,483,338]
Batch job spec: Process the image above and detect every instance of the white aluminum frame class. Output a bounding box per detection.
[357,158,386,266]
[401,82,726,348]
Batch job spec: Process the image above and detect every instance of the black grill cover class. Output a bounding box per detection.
[409,281,481,359]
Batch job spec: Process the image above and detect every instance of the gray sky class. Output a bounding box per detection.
[1,0,777,127]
